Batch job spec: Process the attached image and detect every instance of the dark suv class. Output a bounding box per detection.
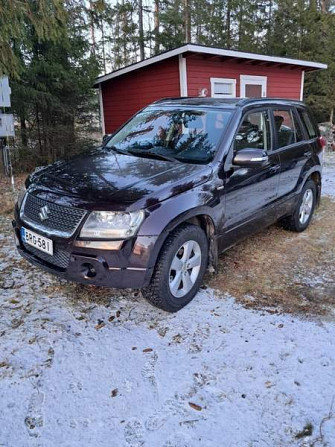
[13,98,325,312]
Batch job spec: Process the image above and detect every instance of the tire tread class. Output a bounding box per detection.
[142,223,208,312]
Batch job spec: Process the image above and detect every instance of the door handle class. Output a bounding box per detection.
[269,165,280,173]
[304,151,312,157]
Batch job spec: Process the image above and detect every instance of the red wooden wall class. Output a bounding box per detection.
[102,57,180,133]
[101,53,304,133]
[186,55,303,99]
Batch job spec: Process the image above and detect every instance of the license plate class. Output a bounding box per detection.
[21,227,53,255]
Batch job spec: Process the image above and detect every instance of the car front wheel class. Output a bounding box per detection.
[142,223,208,312]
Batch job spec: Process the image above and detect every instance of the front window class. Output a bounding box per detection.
[106,107,232,164]
[234,110,271,152]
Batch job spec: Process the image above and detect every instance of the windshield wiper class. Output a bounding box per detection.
[126,148,177,162]
[105,145,178,162]
[105,145,130,155]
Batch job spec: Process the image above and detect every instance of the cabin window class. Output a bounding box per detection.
[210,78,236,98]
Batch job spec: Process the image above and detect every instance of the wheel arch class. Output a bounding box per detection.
[308,170,322,206]
[299,165,322,206]
[145,209,218,284]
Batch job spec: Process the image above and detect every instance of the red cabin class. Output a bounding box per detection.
[95,44,326,134]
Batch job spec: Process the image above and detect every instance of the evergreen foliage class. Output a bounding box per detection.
[2,0,335,169]
[4,1,100,167]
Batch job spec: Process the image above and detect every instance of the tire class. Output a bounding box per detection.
[281,180,316,232]
[142,224,209,312]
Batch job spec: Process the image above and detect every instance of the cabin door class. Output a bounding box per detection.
[240,75,267,98]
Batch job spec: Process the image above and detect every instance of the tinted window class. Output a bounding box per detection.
[234,110,271,152]
[298,109,317,139]
[106,108,232,164]
[273,109,302,148]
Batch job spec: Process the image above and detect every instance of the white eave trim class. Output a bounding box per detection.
[95,46,187,85]
[94,44,327,86]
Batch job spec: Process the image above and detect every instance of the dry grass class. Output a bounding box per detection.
[1,173,335,317]
[208,197,335,315]
[0,174,26,215]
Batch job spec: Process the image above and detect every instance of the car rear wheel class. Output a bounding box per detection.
[281,180,317,232]
[142,224,208,312]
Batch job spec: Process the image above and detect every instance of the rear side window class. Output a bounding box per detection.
[298,109,318,139]
[234,110,271,152]
[273,109,303,148]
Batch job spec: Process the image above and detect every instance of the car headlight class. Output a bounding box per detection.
[17,186,26,210]
[79,210,145,239]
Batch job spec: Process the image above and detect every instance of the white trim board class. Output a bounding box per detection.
[98,84,105,135]
[94,44,327,86]
[300,71,305,101]
[179,55,188,96]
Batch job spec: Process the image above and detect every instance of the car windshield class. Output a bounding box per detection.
[106,107,232,164]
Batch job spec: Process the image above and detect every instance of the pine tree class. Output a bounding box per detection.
[0,0,66,77]
[10,0,100,165]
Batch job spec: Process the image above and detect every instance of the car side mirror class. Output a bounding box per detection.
[233,148,269,168]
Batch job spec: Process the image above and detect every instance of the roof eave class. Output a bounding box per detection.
[94,44,327,86]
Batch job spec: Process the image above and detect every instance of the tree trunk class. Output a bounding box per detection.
[238,6,243,47]
[184,0,191,43]
[138,0,145,60]
[154,0,160,54]
[122,1,127,64]
[36,106,42,157]
[226,0,231,47]
[90,1,96,55]
[101,17,106,74]
[20,114,28,147]
[321,0,328,14]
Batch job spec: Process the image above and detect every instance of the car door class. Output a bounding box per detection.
[220,108,281,248]
[271,106,309,199]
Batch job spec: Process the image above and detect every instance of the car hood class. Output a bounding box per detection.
[27,148,212,211]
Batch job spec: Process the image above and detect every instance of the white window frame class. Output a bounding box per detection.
[240,75,267,98]
[210,77,236,98]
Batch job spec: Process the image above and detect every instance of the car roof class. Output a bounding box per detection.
[152,97,306,109]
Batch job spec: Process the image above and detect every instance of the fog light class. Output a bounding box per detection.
[81,263,97,279]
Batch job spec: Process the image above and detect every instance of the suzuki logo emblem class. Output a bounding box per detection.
[39,205,50,221]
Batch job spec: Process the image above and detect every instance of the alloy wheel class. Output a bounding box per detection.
[299,188,314,225]
[169,240,202,298]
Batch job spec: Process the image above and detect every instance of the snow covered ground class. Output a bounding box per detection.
[322,150,335,197]
[0,155,335,447]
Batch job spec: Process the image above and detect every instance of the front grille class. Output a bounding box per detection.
[21,193,86,237]
[22,241,71,269]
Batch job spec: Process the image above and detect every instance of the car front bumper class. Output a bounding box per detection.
[12,216,157,289]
